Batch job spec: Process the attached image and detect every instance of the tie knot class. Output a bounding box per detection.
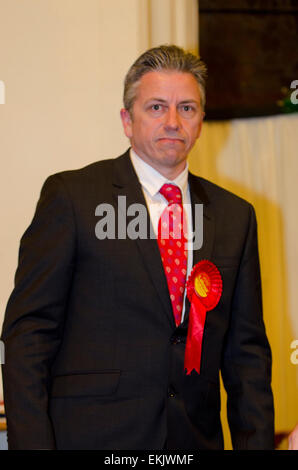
[159,184,182,204]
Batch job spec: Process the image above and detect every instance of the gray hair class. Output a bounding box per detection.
[123,44,207,114]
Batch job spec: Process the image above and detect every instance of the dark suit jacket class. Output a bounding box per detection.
[1,149,274,450]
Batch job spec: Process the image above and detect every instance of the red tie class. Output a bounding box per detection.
[157,184,188,326]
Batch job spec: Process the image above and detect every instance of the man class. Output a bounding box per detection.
[1,45,274,450]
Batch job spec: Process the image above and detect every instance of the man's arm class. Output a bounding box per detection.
[221,205,274,449]
[1,174,76,449]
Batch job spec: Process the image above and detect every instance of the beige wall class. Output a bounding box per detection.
[0,0,141,324]
[0,0,149,397]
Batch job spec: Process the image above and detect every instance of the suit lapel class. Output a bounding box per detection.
[111,150,174,326]
[181,172,215,326]
[189,172,215,267]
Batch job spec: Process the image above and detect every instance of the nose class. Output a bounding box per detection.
[164,107,181,131]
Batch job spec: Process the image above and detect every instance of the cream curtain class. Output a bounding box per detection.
[189,115,298,449]
[140,0,298,449]
[137,0,199,53]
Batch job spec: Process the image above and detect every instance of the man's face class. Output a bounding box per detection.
[120,71,204,179]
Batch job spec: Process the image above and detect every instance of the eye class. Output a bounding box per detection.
[182,105,194,113]
[178,104,196,117]
[147,103,165,116]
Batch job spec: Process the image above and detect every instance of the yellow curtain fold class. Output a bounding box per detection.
[189,115,298,449]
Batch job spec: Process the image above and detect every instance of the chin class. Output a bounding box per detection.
[161,150,187,165]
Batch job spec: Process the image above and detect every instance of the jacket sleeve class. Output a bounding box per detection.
[221,204,275,449]
[1,174,76,449]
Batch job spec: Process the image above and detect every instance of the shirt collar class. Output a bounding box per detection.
[130,148,189,200]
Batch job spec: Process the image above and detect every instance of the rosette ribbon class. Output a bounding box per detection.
[184,260,222,375]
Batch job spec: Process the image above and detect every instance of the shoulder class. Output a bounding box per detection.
[40,151,129,194]
[48,155,121,184]
[190,172,254,213]
[189,173,257,238]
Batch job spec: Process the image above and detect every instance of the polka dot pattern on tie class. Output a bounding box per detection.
[157,184,188,326]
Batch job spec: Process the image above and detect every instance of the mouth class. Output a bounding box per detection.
[157,137,184,144]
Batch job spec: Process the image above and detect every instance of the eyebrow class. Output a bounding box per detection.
[179,100,200,105]
[145,98,200,105]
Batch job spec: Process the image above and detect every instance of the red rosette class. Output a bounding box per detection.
[184,260,222,375]
[186,259,223,310]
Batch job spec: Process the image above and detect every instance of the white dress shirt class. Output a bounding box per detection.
[130,148,193,322]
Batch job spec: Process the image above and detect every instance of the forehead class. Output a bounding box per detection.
[136,70,201,102]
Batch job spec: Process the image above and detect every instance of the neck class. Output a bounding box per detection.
[139,156,187,181]
[156,164,186,181]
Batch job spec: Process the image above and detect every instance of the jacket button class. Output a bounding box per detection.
[168,387,175,398]
[171,336,181,344]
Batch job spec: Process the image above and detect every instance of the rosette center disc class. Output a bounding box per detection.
[187,260,223,310]
[194,273,210,298]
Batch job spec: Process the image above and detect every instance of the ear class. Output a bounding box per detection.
[120,108,133,139]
